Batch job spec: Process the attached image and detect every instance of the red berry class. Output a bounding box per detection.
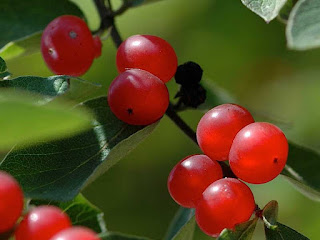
[196,104,254,161]
[49,227,100,240]
[168,155,223,208]
[196,178,255,237]
[108,69,169,125]
[15,206,71,240]
[229,122,288,184]
[93,36,102,58]
[41,15,99,76]
[0,171,23,233]
[116,35,178,83]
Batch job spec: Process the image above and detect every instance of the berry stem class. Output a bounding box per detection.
[166,103,197,143]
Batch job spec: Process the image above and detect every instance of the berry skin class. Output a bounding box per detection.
[15,206,71,240]
[168,154,223,208]
[93,36,102,58]
[108,69,169,125]
[41,15,100,76]
[0,171,23,233]
[196,178,255,237]
[49,227,100,240]
[196,104,254,161]
[229,122,288,184]
[116,35,178,83]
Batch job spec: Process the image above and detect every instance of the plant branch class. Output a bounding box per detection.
[111,0,133,16]
[110,25,123,48]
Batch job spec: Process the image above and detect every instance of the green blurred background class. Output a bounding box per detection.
[5,0,320,239]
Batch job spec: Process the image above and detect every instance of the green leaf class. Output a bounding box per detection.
[0,0,82,49]
[0,32,42,61]
[164,207,195,240]
[241,0,287,22]
[265,222,309,240]
[0,71,11,80]
[100,232,151,240]
[69,0,101,31]
[0,96,158,201]
[281,142,320,201]
[31,194,106,233]
[0,56,7,73]
[0,75,69,103]
[217,218,258,240]
[0,56,10,79]
[172,216,195,240]
[0,90,91,151]
[0,75,101,104]
[278,0,298,23]
[287,0,320,50]
[262,201,278,229]
[262,200,309,239]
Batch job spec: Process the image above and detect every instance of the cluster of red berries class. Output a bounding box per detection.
[39,15,289,238]
[41,15,177,126]
[41,15,102,76]
[0,171,101,240]
[108,35,178,125]
[168,104,289,237]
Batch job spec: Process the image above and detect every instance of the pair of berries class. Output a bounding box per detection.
[41,15,102,76]
[108,35,178,125]
[197,104,288,184]
[168,104,288,237]
[0,171,100,240]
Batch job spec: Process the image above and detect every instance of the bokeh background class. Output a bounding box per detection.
[5,0,320,239]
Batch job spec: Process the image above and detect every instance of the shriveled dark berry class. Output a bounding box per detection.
[175,61,203,86]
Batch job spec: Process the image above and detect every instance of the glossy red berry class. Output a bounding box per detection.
[108,69,169,125]
[0,171,23,233]
[116,35,178,83]
[229,122,288,184]
[196,178,255,237]
[196,104,254,161]
[15,206,71,240]
[49,227,100,240]
[41,15,101,76]
[168,154,223,208]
